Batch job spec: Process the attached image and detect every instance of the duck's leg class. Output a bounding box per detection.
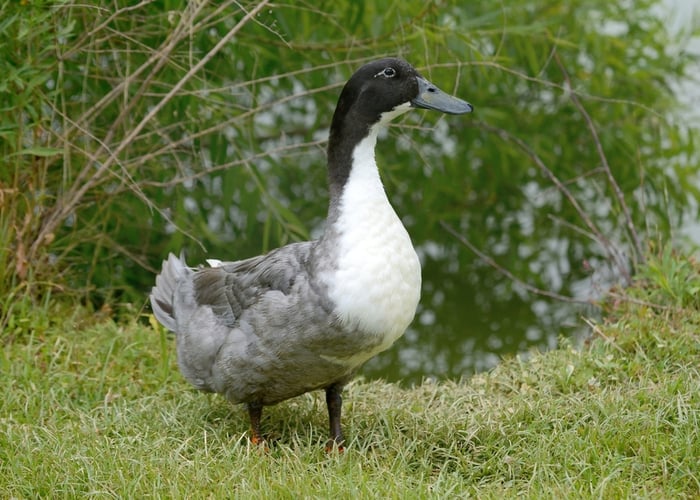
[247,402,264,445]
[325,383,345,451]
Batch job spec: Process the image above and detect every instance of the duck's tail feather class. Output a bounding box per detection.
[150,252,191,333]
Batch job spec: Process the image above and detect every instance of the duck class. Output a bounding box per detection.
[150,57,472,450]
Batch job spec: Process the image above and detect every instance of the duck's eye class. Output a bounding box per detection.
[376,67,396,78]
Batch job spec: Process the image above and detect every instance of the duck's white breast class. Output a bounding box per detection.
[322,132,421,363]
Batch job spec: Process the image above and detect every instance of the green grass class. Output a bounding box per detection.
[1,255,699,497]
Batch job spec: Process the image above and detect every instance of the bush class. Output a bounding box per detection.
[1,0,698,334]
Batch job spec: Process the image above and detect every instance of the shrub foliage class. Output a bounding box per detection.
[1,0,697,333]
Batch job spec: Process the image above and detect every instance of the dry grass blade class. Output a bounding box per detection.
[28,0,272,264]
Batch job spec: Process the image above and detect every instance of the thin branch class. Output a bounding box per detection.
[29,0,271,261]
[130,80,343,170]
[439,220,592,305]
[60,1,153,60]
[553,50,646,268]
[606,290,680,312]
[475,121,632,284]
[37,1,208,249]
[136,138,327,189]
[65,1,189,129]
[546,214,598,242]
[426,60,663,120]
[140,55,372,98]
[98,1,210,150]
[582,317,626,354]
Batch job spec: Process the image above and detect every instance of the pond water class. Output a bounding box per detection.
[361,242,601,385]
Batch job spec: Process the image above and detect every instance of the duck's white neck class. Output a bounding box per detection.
[341,128,384,207]
[330,103,413,214]
[319,122,421,366]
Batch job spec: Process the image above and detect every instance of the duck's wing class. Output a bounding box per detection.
[153,241,329,394]
[191,241,315,327]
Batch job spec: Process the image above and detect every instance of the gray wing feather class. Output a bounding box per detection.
[150,252,191,332]
[150,242,352,403]
[192,241,314,326]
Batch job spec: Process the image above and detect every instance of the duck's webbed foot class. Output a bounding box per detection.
[247,402,265,446]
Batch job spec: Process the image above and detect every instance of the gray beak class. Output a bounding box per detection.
[411,77,473,115]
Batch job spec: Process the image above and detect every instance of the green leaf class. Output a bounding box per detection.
[12,147,63,157]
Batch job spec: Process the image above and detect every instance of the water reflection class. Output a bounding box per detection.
[363,277,597,385]
[362,238,602,385]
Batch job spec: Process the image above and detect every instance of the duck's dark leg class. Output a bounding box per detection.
[325,383,345,451]
[247,402,264,445]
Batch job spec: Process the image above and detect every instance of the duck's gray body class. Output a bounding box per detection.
[152,239,390,406]
[150,58,472,447]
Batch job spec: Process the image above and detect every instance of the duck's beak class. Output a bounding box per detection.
[411,77,473,115]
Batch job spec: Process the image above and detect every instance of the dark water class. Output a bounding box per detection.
[362,252,599,385]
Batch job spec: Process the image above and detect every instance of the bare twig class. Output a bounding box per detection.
[136,138,327,188]
[426,60,662,120]
[60,1,153,60]
[606,291,681,312]
[582,317,626,354]
[66,1,195,129]
[553,50,645,269]
[475,121,632,284]
[440,220,593,304]
[130,80,343,170]
[546,214,598,242]
[36,2,208,257]
[29,0,271,262]
[99,1,210,150]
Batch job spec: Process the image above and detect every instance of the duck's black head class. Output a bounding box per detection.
[330,58,472,136]
[327,58,472,193]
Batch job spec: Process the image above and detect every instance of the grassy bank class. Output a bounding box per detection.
[1,254,699,498]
